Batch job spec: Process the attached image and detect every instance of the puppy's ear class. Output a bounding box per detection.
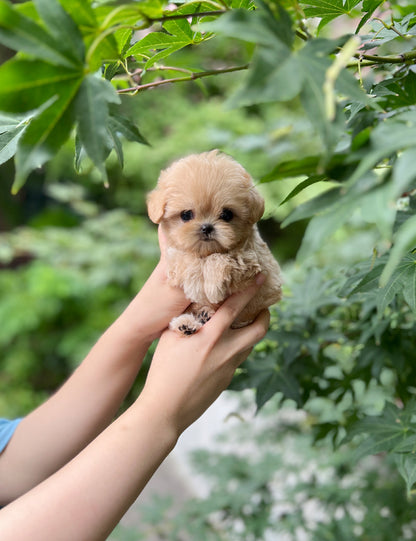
[248,187,265,224]
[147,188,166,224]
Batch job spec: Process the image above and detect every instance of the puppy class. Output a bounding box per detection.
[147,150,282,335]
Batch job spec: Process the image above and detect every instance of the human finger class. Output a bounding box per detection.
[224,309,270,363]
[157,225,168,260]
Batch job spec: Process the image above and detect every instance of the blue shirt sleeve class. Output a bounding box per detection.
[0,418,22,453]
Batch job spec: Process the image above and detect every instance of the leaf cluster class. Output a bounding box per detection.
[0,0,227,191]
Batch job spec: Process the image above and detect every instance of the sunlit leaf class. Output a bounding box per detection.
[0,0,82,68]
[34,0,85,63]
[127,32,193,68]
[0,57,83,113]
[13,80,82,193]
[301,0,361,31]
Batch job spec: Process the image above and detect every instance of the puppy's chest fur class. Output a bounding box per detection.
[166,228,281,335]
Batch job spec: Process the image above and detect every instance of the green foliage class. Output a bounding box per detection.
[1,0,416,536]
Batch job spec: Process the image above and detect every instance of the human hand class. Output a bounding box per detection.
[138,275,270,437]
[116,226,189,344]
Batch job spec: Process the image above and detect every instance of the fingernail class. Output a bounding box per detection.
[256,272,266,286]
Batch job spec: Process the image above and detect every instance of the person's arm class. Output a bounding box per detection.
[0,234,189,504]
[0,277,269,541]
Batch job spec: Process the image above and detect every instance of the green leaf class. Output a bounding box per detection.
[0,57,83,113]
[348,263,385,296]
[256,363,301,409]
[0,97,58,166]
[233,354,301,409]
[58,0,97,28]
[205,6,295,108]
[380,218,416,288]
[108,113,149,146]
[228,44,301,107]
[392,148,416,199]
[34,0,85,63]
[347,253,416,314]
[395,453,416,495]
[301,0,361,31]
[356,0,384,33]
[127,32,193,68]
[208,5,365,152]
[279,176,327,205]
[75,75,121,180]
[261,156,322,183]
[261,152,352,183]
[58,0,121,69]
[297,38,364,152]
[0,125,26,166]
[282,186,342,227]
[297,197,357,260]
[0,0,81,68]
[374,72,416,112]
[106,125,124,168]
[163,16,194,41]
[13,79,82,193]
[348,120,416,186]
[204,4,293,46]
[351,402,416,461]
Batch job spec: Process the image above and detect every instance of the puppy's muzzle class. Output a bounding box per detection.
[200,223,215,240]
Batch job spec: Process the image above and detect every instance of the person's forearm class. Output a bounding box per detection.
[0,319,150,504]
[0,258,188,504]
[0,397,178,541]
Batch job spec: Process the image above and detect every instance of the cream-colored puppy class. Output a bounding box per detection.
[147,150,282,335]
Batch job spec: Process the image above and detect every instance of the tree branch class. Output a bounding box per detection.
[355,49,416,65]
[150,10,227,23]
[117,64,249,94]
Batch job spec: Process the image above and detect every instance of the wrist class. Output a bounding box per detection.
[108,316,154,356]
[132,392,180,449]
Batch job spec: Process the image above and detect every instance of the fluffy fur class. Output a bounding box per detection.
[147,150,282,335]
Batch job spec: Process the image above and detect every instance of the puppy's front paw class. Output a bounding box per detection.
[169,314,202,336]
[197,309,212,325]
[204,283,227,305]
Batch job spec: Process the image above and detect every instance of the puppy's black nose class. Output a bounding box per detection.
[200,223,214,236]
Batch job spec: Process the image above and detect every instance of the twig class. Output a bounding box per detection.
[117,64,249,94]
[150,10,227,23]
[357,50,416,64]
[346,49,416,68]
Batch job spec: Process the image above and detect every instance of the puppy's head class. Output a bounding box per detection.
[147,150,264,257]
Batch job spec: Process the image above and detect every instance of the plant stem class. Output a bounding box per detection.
[355,50,416,64]
[151,10,227,23]
[117,64,249,94]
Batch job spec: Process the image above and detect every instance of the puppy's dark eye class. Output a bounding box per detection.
[180,210,194,222]
[219,208,234,222]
